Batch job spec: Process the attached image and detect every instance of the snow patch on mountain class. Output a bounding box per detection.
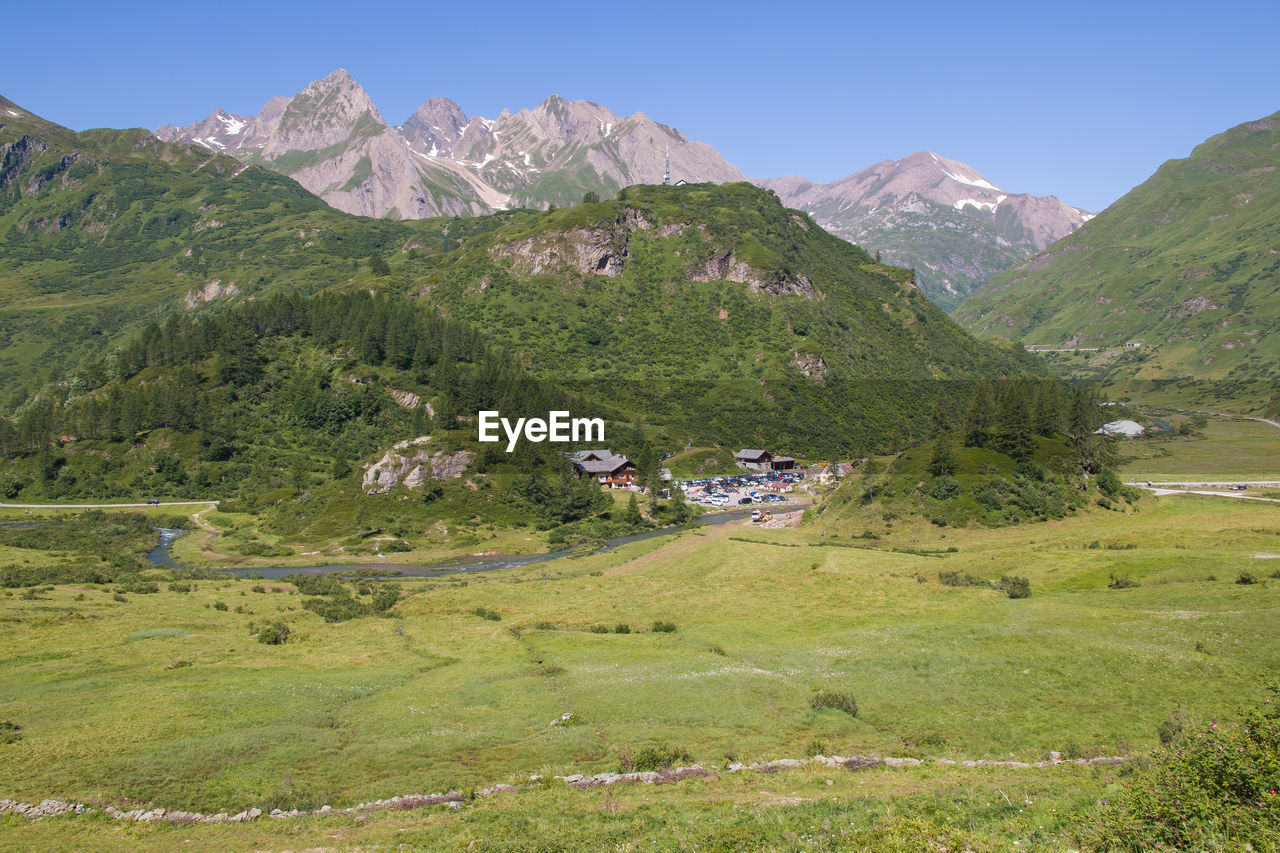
[942,168,1001,191]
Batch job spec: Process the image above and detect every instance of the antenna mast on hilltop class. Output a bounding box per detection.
[663,146,670,185]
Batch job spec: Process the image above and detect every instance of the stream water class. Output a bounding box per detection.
[144,505,782,579]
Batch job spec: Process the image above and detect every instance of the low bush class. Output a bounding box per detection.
[1236,571,1259,585]
[811,690,858,718]
[1085,681,1280,851]
[256,620,290,645]
[1108,573,1140,589]
[938,570,984,587]
[471,606,502,621]
[652,620,677,633]
[626,745,692,772]
[1000,575,1031,599]
[589,624,610,634]
[0,720,21,744]
[928,476,961,501]
[614,623,631,634]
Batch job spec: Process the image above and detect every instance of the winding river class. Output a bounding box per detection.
[146,504,792,579]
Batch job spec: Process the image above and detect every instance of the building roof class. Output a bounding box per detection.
[734,449,771,461]
[1096,419,1146,437]
[566,449,633,474]
[772,456,796,463]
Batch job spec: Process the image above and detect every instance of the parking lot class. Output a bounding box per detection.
[677,470,803,508]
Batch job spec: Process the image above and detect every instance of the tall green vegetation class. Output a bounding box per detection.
[957,108,1280,407]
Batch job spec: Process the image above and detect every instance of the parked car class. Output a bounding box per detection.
[146,498,160,505]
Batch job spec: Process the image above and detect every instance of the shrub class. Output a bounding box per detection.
[811,690,858,718]
[285,574,345,595]
[652,620,677,633]
[471,606,502,621]
[1097,470,1122,496]
[928,476,960,501]
[0,720,21,744]
[614,623,631,634]
[534,621,556,630]
[212,600,229,611]
[1236,571,1259,585]
[1086,681,1280,851]
[304,592,363,623]
[1108,573,1139,589]
[1156,708,1189,746]
[252,585,266,593]
[626,745,692,772]
[257,620,290,645]
[938,570,984,587]
[1000,575,1031,598]
[370,586,400,612]
[589,624,610,634]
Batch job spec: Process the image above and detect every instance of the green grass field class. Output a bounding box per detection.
[2,494,1278,849]
[1118,417,1280,481]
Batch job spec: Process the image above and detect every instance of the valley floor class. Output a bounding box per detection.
[2,492,1278,849]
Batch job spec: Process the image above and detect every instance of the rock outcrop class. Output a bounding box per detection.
[362,438,473,494]
[184,279,240,309]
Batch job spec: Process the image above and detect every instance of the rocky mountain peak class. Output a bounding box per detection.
[265,68,385,157]
[400,97,470,155]
[758,151,1091,310]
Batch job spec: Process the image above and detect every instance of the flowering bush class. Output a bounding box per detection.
[1085,681,1280,850]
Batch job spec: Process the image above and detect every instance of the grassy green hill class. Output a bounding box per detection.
[2,98,1050,552]
[954,109,1280,410]
[397,183,1041,454]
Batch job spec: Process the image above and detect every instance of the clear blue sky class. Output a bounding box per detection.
[6,0,1279,211]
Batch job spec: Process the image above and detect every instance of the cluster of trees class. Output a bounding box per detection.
[959,379,1116,475]
[3,290,610,461]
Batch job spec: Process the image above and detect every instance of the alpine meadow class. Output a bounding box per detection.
[2,28,1279,853]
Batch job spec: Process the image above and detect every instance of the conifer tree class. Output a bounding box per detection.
[995,379,1034,461]
[963,381,996,448]
[624,493,642,526]
[928,434,955,476]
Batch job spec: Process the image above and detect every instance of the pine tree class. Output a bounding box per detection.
[928,434,955,476]
[995,380,1034,461]
[1066,387,1118,476]
[624,493,642,526]
[669,485,689,523]
[963,381,996,448]
[1034,379,1065,437]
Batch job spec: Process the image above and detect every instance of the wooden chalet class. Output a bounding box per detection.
[565,449,637,488]
[734,449,773,470]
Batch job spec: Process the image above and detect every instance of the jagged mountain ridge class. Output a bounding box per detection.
[156,69,744,218]
[758,152,1092,311]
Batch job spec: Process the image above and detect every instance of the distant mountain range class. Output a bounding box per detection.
[954,109,1280,408]
[154,70,1090,309]
[155,69,744,218]
[759,153,1092,310]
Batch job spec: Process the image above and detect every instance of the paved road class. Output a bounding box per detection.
[1164,407,1280,431]
[1140,486,1280,505]
[0,501,219,509]
[1139,480,1280,488]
